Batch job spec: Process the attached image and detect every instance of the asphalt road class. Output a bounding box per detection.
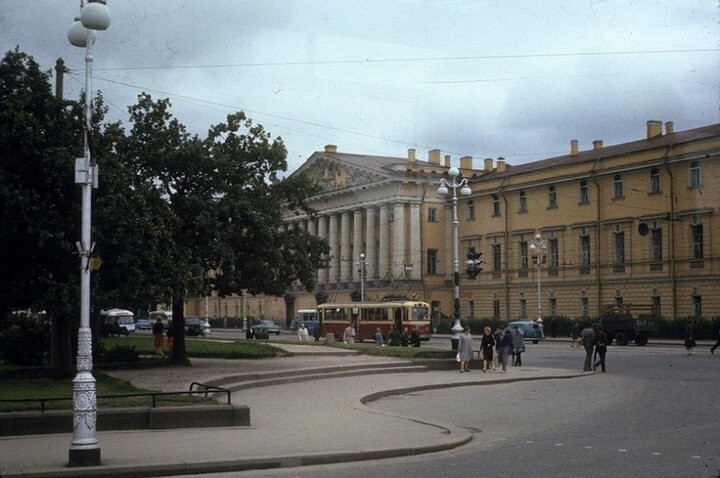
[172,340,718,478]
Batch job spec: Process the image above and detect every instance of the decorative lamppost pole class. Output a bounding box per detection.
[67,0,111,467]
[355,253,367,303]
[438,165,471,350]
[528,230,547,325]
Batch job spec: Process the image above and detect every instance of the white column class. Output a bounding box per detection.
[393,202,406,278]
[317,215,327,284]
[445,204,453,278]
[306,218,316,236]
[352,209,364,281]
[328,213,339,284]
[409,203,422,280]
[340,211,351,282]
[379,204,390,280]
[365,206,377,280]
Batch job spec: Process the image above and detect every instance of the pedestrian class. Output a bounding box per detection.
[498,328,513,372]
[388,327,403,346]
[493,326,504,369]
[684,319,697,356]
[581,323,595,371]
[571,322,580,347]
[373,327,384,346]
[343,324,355,343]
[410,326,421,347]
[313,324,321,342]
[297,323,310,341]
[152,316,165,357]
[480,326,495,372]
[401,327,410,347]
[593,326,608,372]
[512,325,526,366]
[458,327,474,372]
[711,317,720,355]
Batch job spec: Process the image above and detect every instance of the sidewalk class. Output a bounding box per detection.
[0,344,583,478]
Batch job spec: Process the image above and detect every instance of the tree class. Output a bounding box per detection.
[0,49,83,374]
[120,95,328,364]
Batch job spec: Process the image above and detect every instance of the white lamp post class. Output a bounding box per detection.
[67,0,110,467]
[355,253,367,303]
[438,166,471,349]
[528,230,547,324]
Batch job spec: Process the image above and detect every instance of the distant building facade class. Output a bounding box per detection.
[187,121,720,326]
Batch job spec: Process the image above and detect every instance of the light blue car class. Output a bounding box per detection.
[507,320,545,344]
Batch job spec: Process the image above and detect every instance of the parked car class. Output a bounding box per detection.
[507,320,545,344]
[251,320,282,338]
[135,318,152,331]
[185,316,211,337]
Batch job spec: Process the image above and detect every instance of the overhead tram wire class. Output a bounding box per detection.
[71,72,565,160]
[93,47,719,72]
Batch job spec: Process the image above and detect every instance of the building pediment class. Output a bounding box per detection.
[296,155,388,193]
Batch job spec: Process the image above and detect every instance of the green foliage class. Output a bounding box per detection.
[100,335,281,360]
[0,315,50,366]
[329,342,453,359]
[100,344,139,364]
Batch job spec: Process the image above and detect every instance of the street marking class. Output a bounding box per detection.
[554,443,563,447]
[584,446,593,449]
[652,452,661,456]
[618,449,627,453]
[691,456,701,459]
[526,440,534,444]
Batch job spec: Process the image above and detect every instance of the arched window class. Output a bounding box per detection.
[548,186,557,208]
[518,191,527,213]
[649,168,661,194]
[689,161,701,187]
[613,174,624,199]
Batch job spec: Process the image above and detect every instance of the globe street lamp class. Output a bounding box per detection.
[528,230,547,325]
[438,166,471,349]
[355,253,367,303]
[67,0,110,467]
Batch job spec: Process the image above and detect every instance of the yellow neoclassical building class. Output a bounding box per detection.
[187,120,719,327]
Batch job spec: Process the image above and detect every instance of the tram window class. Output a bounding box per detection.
[411,307,428,320]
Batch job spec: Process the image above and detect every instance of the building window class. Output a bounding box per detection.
[580,235,591,267]
[493,299,501,319]
[491,194,501,216]
[689,161,701,188]
[520,241,529,271]
[518,191,527,213]
[692,295,702,319]
[426,249,438,275]
[613,230,625,265]
[579,180,589,204]
[651,227,663,262]
[548,186,557,208]
[519,299,527,318]
[549,238,559,269]
[427,207,437,222]
[613,174,624,199]
[649,168,661,194]
[492,244,502,273]
[466,200,475,221]
[691,223,704,260]
[652,296,661,319]
[580,298,589,318]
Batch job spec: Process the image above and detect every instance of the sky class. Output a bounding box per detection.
[2,0,718,174]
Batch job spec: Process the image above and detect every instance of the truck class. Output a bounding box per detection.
[597,304,659,346]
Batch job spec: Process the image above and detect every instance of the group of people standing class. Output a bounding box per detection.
[457,325,526,373]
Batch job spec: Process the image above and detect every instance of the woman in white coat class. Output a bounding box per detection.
[458,327,474,372]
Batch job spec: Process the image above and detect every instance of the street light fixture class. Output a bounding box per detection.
[528,230,547,324]
[67,0,110,467]
[438,166,471,349]
[355,253,367,303]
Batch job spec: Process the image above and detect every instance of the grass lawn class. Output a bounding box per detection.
[0,373,215,412]
[100,334,285,360]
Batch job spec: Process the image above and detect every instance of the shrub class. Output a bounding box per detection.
[0,316,50,366]
[101,344,139,364]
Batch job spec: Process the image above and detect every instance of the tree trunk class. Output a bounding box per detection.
[50,313,75,377]
[170,297,188,365]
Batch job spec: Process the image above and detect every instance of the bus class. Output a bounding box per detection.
[315,300,431,342]
[291,308,319,335]
[100,308,135,334]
